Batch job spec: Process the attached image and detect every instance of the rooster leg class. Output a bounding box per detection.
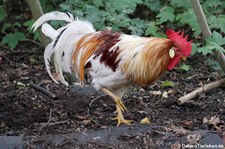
[102,88,132,126]
[112,105,132,126]
[102,88,127,112]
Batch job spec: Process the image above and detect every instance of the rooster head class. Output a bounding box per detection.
[166,29,192,70]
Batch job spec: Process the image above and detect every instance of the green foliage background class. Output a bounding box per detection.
[1,0,225,69]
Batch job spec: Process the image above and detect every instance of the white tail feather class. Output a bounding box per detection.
[41,23,59,40]
[44,42,58,84]
[32,11,74,31]
[53,20,95,85]
[33,11,95,86]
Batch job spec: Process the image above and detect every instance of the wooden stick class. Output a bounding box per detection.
[29,83,58,99]
[177,78,225,105]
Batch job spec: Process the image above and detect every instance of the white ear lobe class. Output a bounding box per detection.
[169,48,175,58]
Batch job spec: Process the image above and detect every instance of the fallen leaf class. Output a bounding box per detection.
[17,82,27,87]
[75,115,88,120]
[150,90,162,95]
[1,122,6,128]
[140,117,150,125]
[203,117,208,124]
[137,111,147,114]
[180,120,193,126]
[187,132,202,144]
[170,141,181,149]
[203,116,223,130]
[162,91,169,98]
[161,80,174,87]
[162,90,173,98]
[82,119,91,125]
[203,115,220,126]
[139,88,145,92]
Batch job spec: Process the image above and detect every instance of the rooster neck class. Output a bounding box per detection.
[120,38,173,86]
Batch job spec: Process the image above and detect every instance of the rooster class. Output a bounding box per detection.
[32,11,192,126]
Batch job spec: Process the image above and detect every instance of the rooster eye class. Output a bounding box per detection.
[169,49,175,58]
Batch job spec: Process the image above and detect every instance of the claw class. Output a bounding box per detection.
[112,105,132,126]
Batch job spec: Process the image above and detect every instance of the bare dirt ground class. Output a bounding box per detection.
[0,42,225,148]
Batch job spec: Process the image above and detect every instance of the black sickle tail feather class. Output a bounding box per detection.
[53,27,67,48]
[65,12,71,19]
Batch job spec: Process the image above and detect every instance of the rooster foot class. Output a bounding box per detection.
[112,105,132,126]
[115,98,127,112]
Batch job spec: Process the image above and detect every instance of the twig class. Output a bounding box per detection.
[1,54,16,64]
[24,39,43,47]
[38,120,67,127]
[38,109,52,135]
[29,83,58,99]
[0,44,14,51]
[16,46,42,61]
[89,94,107,107]
[87,94,106,116]
[177,78,225,105]
[159,132,173,146]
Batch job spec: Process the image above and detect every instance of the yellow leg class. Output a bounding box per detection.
[102,88,132,126]
[112,105,132,126]
[102,88,127,112]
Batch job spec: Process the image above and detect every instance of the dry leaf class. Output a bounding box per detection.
[203,117,208,124]
[162,91,169,98]
[75,115,87,120]
[203,116,220,126]
[82,119,91,125]
[187,133,202,144]
[162,90,173,98]
[150,90,162,95]
[140,117,150,125]
[1,122,6,128]
[180,120,193,126]
[170,141,181,149]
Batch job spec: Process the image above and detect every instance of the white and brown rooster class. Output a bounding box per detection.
[32,11,192,126]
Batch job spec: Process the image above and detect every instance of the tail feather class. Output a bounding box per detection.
[53,21,95,85]
[44,42,58,84]
[33,11,96,86]
[41,23,59,40]
[31,11,74,31]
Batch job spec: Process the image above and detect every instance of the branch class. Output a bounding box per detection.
[177,78,225,105]
[26,0,49,46]
[38,109,52,135]
[29,83,58,99]
[190,0,225,72]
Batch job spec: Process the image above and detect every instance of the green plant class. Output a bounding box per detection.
[0,6,6,21]
[0,4,41,49]
[1,0,225,71]
[179,64,192,72]
[2,32,26,49]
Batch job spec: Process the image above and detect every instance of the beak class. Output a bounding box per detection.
[181,56,186,61]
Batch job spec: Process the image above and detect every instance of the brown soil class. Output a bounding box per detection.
[0,42,225,148]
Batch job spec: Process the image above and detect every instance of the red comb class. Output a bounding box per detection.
[166,29,192,56]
